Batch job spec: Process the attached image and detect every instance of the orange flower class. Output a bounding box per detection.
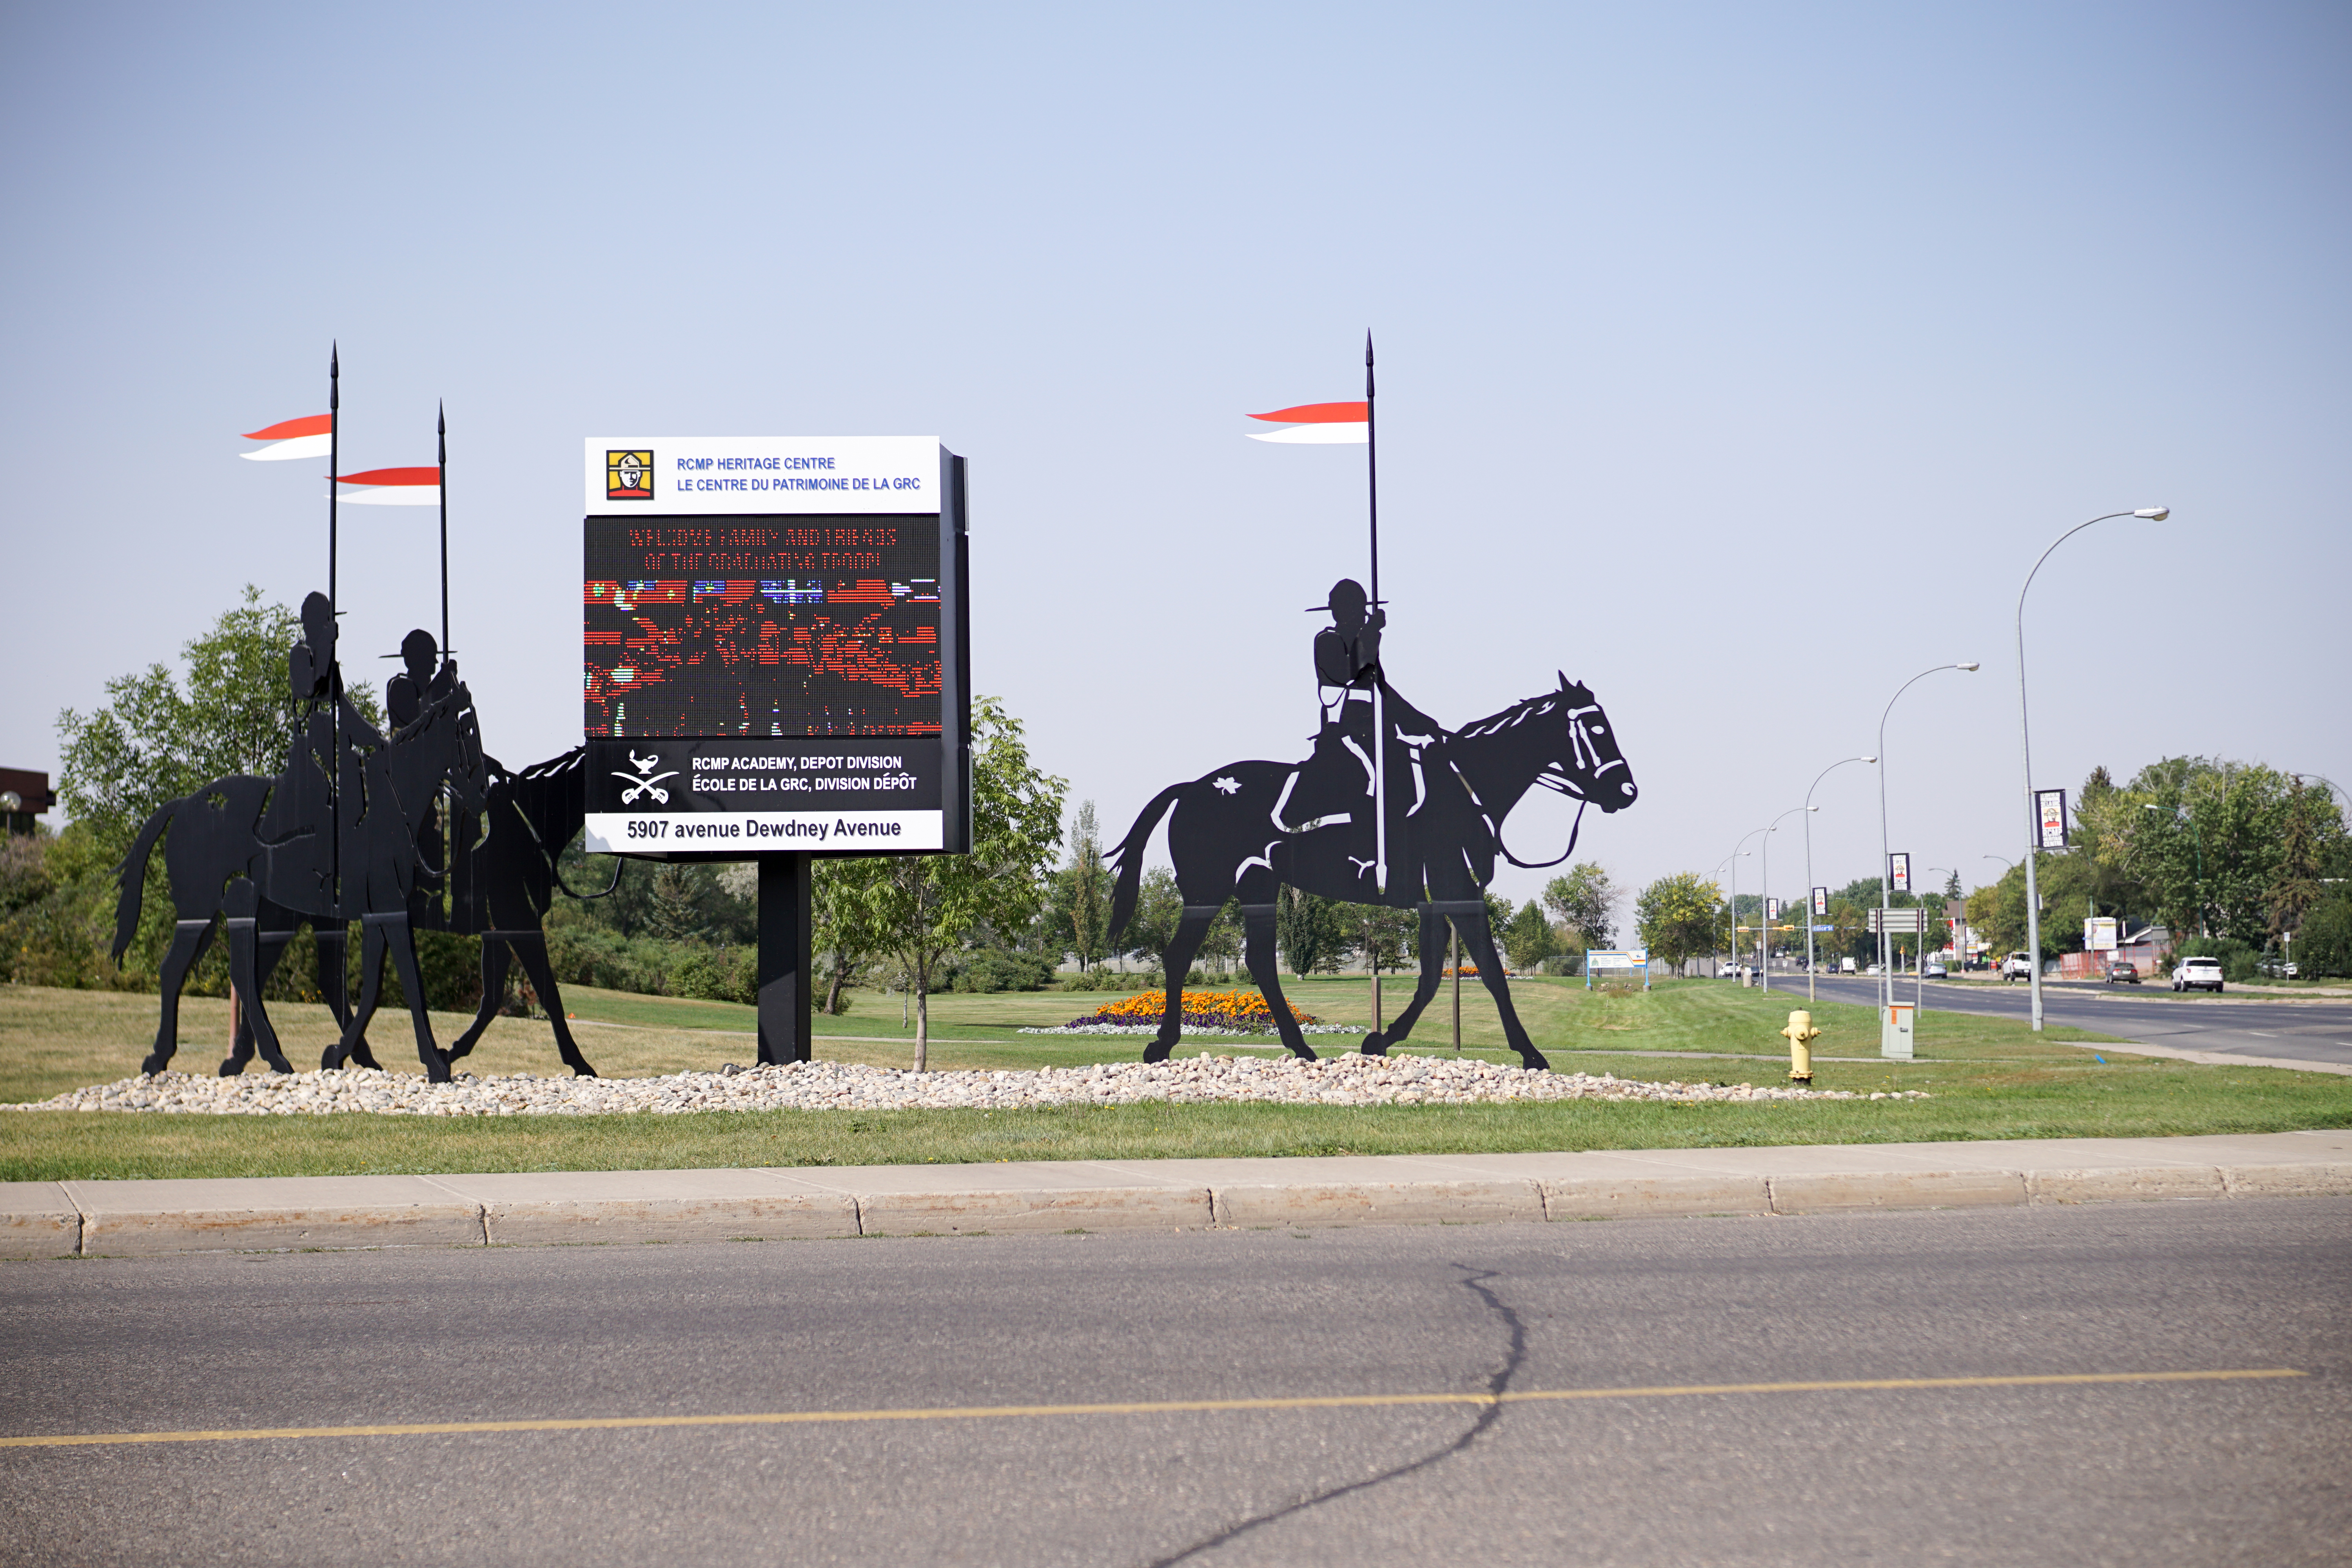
[1083,988,1317,1027]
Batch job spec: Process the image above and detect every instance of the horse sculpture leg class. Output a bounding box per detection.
[311,924,376,1068]
[1141,906,1221,1063]
[220,918,293,1074]
[510,935,597,1078]
[444,937,511,1065]
[1239,901,1317,1060]
[223,909,298,1075]
[1453,909,1549,1070]
[329,920,390,1070]
[1363,906,1454,1056]
[374,913,453,1083]
[141,919,217,1075]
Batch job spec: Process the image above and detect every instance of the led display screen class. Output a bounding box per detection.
[584,516,942,739]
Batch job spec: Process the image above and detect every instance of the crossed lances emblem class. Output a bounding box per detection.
[616,750,678,806]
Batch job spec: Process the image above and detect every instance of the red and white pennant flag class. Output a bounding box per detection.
[240,413,332,461]
[336,466,440,506]
[1246,400,1368,444]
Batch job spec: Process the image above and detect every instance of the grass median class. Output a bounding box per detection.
[3,976,2347,1181]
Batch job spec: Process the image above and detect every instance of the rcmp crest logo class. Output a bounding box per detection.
[606,450,653,501]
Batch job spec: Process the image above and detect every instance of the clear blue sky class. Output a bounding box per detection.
[5,3,2345,919]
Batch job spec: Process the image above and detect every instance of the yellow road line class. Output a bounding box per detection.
[0,1368,2302,1450]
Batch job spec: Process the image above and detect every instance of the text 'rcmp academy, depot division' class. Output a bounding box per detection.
[580,436,970,858]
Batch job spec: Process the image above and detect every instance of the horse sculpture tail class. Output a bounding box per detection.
[1106,783,1186,945]
[110,800,176,967]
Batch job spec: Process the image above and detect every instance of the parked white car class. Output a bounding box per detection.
[2171,956,2225,993]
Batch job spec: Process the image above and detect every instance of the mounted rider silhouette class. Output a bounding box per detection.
[259,592,377,913]
[387,628,457,929]
[1282,578,1444,897]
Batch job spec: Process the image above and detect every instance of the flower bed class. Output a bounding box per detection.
[1023,988,1331,1036]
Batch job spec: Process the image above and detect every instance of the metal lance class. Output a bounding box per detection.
[1366,332,1384,895]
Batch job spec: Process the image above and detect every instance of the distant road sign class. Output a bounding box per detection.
[1869,907,1928,934]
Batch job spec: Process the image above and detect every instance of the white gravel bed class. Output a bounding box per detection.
[5,1055,1927,1117]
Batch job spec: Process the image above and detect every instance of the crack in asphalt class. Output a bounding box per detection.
[1143,1264,1528,1568]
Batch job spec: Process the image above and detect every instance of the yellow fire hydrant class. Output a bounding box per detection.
[1781,1009,1822,1085]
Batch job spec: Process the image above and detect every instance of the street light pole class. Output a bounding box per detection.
[1922,866,1957,1012]
[1760,805,1814,995]
[1804,756,1875,1002]
[1878,663,1979,1016]
[2020,507,2170,1029]
[1711,851,1751,973]
[1728,829,1768,980]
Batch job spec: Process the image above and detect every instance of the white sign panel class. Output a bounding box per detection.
[583,809,941,856]
[2084,916,2119,952]
[2036,788,2070,849]
[584,436,939,515]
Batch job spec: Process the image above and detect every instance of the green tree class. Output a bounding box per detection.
[856,697,1065,1070]
[1120,865,1185,975]
[2268,779,2348,942]
[1635,872,1722,977]
[2294,891,2352,978]
[1503,898,1561,973]
[1050,800,1111,973]
[2112,757,2298,946]
[1276,886,1346,978]
[811,857,887,1014]
[1333,900,1417,1031]
[1541,862,1616,950]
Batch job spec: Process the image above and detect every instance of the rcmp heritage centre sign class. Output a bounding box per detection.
[581,436,970,858]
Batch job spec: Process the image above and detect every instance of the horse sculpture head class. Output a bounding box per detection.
[1541,671,1637,812]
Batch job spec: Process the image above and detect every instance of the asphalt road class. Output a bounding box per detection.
[3,1201,2347,1566]
[1787,972,2352,1069]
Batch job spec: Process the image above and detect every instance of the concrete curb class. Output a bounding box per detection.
[2,1131,2345,1259]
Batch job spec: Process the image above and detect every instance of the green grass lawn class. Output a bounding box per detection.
[3,975,2346,1182]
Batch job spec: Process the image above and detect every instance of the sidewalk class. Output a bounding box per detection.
[4,1130,2346,1259]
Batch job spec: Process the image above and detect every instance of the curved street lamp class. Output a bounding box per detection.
[1759,805,1815,994]
[2018,507,2170,1029]
[1879,662,1979,1014]
[1710,851,1751,973]
[1726,829,1768,976]
[1803,756,1875,1002]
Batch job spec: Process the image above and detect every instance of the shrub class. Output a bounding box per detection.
[2293,896,2352,978]
[952,950,1056,994]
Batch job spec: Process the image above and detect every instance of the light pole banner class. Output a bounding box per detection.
[2036,789,2070,849]
[1811,886,1829,916]
[1890,853,1911,893]
[1765,897,1780,920]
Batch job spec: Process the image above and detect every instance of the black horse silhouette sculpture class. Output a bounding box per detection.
[113,666,486,1083]
[1107,674,1636,1068]
[440,747,615,1078]
[315,684,489,1079]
